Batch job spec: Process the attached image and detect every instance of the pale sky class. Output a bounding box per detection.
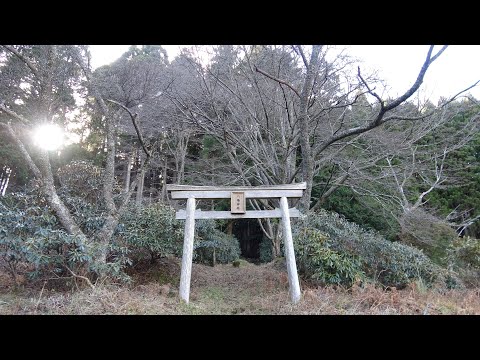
[89,45,480,104]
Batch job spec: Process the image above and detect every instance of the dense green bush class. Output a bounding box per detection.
[446,236,480,287]
[259,237,274,263]
[57,160,104,203]
[448,236,480,268]
[55,161,110,238]
[119,203,183,263]
[194,220,240,265]
[119,205,240,266]
[294,210,459,289]
[294,227,365,287]
[0,190,131,285]
[0,192,76,282]
[318,184,400,241]
[398,208,458,265]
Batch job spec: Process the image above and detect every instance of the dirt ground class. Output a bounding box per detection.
[1,257,480,315]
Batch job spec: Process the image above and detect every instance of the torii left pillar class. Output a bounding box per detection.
[179,197,196,303]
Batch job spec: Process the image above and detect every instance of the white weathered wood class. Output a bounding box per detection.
[280,196,301,304]
[166,182,306,191]
[179,197,196,303]
[171,189,303,199]
[171,183,304,305]
[176,208,301,220]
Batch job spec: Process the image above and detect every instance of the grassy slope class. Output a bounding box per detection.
[1,257,479,315]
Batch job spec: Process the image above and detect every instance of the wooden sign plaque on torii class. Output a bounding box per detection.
[166,182,306,304]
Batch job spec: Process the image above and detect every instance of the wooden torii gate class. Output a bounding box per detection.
[166,182,306,304]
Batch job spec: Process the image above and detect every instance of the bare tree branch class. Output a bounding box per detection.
[311,172,349,211]
[447,79,480,102]
[384,45,447,112]
[0,122,41,178]
[0,102,30,125]
[65,266,95,289]
[292,45,309,69]
[105,99,152,158]
[314,46,450,156]
[1,45,41,79]
[386,157,409,208]
[254,65,301,98]
[412,149,447,209]
[357,66,383,106]
[456,214,480,234]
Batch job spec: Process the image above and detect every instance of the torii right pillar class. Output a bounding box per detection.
[280,196,301,304]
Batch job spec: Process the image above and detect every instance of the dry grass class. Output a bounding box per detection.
[1,257,479,315]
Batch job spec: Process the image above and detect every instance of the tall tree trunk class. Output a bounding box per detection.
[36,150,87,239]
[2,123,88,242]
[124,150,134,193]
[92,109,118,264]
[259,218,281,258]
[136,152,145,208]
[0,166,11,196]
[103,114,117,216]
[161,154,168,202]
[175,131,189,184]
[285,141,296,185]
[178,153,185,184]
[95,214,117,264]
[298,45,322,211]
[95,155,152,265]
[76,51,124,265]
[272,222,282,258]
[227,221,233,236]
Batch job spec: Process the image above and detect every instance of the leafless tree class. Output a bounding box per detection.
[160,45,479,256]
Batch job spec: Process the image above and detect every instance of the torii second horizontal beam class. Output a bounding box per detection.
[175,208,301,220]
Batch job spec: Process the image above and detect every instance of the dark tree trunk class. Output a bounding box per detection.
[298,45,322,211]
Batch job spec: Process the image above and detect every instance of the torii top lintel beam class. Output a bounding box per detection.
[166,182,306,192]
[166,182,306,200]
